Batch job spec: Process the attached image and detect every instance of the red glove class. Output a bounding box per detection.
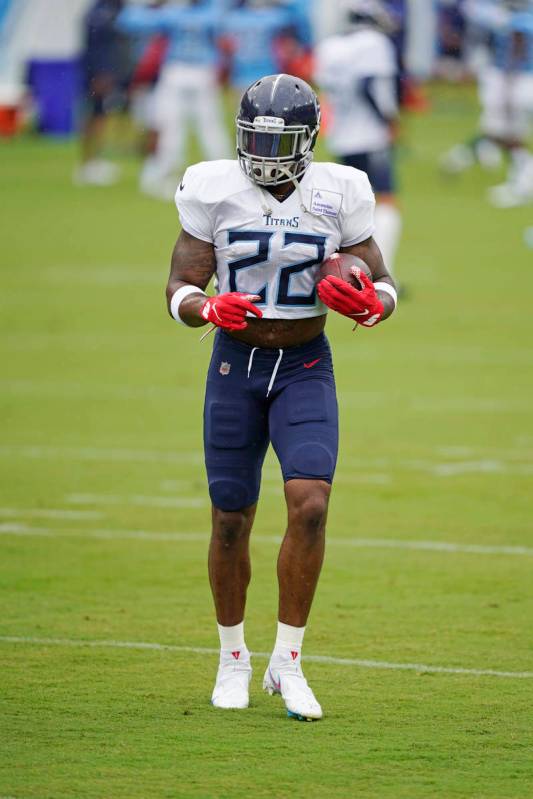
[317,268,384,328]
[200,292,263,331]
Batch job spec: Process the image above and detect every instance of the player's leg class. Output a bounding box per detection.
[440,68,505,174]
[139,64,187,199]
[488,74,533,208]
[373,194,402,281]
[209,504,257,628]
[204,333,270,709]
[277,478,330,628]
[343,151,402,280]
[265,335,338,720]
[193,67,232,162]
[75,74,120,186]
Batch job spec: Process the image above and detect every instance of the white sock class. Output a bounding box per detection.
[510,147,530,173]
[217,621,246,654]
[273,621,306,657]
[373,203,402,279]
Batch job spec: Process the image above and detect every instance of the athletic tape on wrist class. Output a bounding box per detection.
[373,281,397,309]
[170,285,207,324]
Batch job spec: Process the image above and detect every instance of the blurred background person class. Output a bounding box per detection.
[436,0,468,81]
[75,0,130,186]
[485,2,533,207]
[129,30,169,157]
[441,0,533,209]
[118,0,231,200]
[315,0,402,281]
[273,0,314,81]
[220,0,311,91]
[126,5,169,169]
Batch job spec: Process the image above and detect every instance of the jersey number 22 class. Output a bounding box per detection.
[228,231,326,307]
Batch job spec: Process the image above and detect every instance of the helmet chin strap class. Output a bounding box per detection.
[253,163,321,218]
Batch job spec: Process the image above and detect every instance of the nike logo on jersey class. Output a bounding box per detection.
[303,358,321,369]
[179,181,185,191]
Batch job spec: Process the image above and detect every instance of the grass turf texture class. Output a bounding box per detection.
[1,84,533,798]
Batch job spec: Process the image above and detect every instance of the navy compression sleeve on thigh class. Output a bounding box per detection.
[269,377,339,484]
[203,335,269,512]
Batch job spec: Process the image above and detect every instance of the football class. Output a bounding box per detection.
[318,252,373,290]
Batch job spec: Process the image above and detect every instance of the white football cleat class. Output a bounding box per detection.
[263,649,322,721]
[73,159,120,186]
[211,648,252,710]
[488,181,533,208]
[439,143,475,175]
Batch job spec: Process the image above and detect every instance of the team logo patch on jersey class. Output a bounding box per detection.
[311,188,342,218]
[219,361,231,376]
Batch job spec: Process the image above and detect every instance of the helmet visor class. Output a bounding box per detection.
[240,129,302,159]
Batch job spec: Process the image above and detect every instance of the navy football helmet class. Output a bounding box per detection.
[345,0,397,33]
[236,74,321,187]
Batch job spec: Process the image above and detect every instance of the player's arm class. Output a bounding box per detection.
[166,229,216,327]
[340,237,396,321]
[165,229,263,330]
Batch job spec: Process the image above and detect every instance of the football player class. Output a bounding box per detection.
[166,74,397,721]
[221,0,310,90]
[486,2,533,207]
[117,0,231,200]
[315,0,403,280]
[441,0,533,208]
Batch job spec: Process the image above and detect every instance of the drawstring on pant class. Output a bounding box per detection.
[247,347,258,378]
[266,349,283,397]
[247,346,284,397]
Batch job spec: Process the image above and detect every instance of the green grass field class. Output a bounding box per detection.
[1,84,532,799]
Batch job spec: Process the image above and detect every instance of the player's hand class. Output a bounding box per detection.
[317,269,384,328]
[200,292,263,331]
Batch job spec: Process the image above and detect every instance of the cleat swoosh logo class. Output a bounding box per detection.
[303,358,321,369]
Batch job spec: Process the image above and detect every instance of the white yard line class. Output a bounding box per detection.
[66,493,206,509]
[0,524,206,542]
[0,507,102,520]
[1,523,532,557]
[1,444,531,477]
[0,444,201,465]
[0,635,531,679]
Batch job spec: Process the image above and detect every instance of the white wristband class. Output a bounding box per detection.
[373,281,397,310]
[170,284,207,324]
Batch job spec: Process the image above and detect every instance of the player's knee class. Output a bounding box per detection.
[213,510,250,549]
[297,495,329,538]
[287,483,330,542]
[212,507,254,550]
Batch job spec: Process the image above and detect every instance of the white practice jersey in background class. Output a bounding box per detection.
[175,160,375,320]
[315,28,398,156]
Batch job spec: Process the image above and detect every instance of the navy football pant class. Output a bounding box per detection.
[204,331,339,512]
[341,149,396,194]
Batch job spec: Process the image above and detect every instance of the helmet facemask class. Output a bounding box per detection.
[236,114,320,187]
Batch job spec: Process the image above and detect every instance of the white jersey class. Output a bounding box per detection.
[315,28,398,155]
[175,159,375,320]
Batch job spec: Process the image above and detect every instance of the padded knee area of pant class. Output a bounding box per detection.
[209,478,256,512]
[288,442,335,480]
